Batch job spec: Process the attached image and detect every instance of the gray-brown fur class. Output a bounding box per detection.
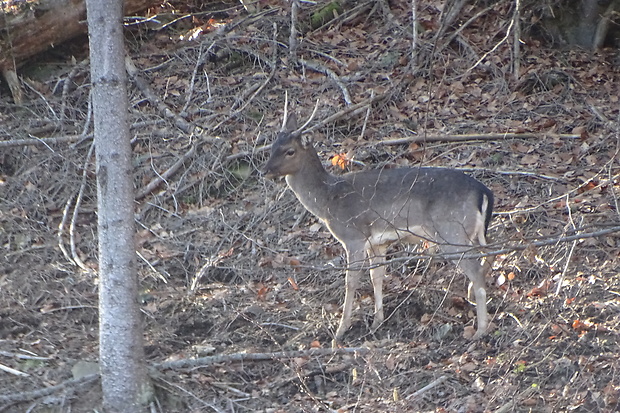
[263,115,494,340]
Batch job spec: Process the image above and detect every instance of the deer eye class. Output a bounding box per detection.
[285,148,295,156]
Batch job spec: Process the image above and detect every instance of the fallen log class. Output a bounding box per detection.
[0,0,159,103]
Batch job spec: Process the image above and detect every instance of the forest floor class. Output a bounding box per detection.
[1,0,619,412]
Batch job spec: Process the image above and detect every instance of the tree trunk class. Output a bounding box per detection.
[542,0,620,50]
[85,0,152,411]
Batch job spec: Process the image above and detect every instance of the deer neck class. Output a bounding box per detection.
[285,150,334,220]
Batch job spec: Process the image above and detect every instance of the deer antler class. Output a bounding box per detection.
[280,91,289,132]
[294,99,320,134]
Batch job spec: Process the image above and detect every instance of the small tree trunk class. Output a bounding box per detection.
[85,0,152,411]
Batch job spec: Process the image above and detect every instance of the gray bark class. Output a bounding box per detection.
[85,0,152,411]
[541,0,620,50]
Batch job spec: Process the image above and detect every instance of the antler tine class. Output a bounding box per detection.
[294,99,320,134]
[280,91,289,132]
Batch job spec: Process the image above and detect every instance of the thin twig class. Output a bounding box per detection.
[555,195,579,295]
[436,3,496,55]
[303,93,387,134]
[466,13,515,74]
[406,375,447,400]
[156,377,227,413]
[57,194,75,264]
[60,59,87,123]
[359,91,373,141]
[211,26,278,132]
[211,68,276,131]
[135,144,197,200]
[458,167,562,182]
[0,347,368,403]
[137,251,168,284]
[69,142,95,273]
[125,55,195,133]
[293,225,620,272]
[40,305,98,313]
[0,362,29,377]
[434,0,467,43]
[77,89,93,139]
[299,59,352,105]
[0,351,49,361]
[182,41,215,115]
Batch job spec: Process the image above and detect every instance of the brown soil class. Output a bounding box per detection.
[1,1,619,412]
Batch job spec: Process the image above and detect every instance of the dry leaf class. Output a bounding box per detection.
[256,284,269,301]
[577,181,598,193]
[572,319,595,333]
[288,277,299,290]
[521,154,540,165]
[527,280,552,297]
[462,325,476,339]
[331,153,350,170]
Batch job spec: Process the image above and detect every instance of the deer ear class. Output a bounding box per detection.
[285,114,298,132]
[300,134,312,148]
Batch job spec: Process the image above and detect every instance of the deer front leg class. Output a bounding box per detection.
[335,247,365,340]
[368,245,387,332]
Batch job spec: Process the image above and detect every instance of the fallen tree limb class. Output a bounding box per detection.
[0,347,369,404]
[225,130,579,163]
[376,132,581,146]
[135,144,198,200]
[155,347,369,370]
[0,134,91,148]
[0,373,99,404]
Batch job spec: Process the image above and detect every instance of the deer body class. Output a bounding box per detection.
[264,116,494,340]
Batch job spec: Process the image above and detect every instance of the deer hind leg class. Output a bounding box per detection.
[438,235,489,338]
[368,244,387,332]
[457,257,489,339]
[467,253,493,301]
[335,245,366,340]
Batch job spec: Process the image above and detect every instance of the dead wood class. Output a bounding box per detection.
[376,132,581,146]
[0,0,158,69]
[125,55,196,134]
[0,347,369,405]
[154,347,369,370]
[0,0,160,102]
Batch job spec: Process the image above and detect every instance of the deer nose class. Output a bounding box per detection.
[261,164,276,179]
